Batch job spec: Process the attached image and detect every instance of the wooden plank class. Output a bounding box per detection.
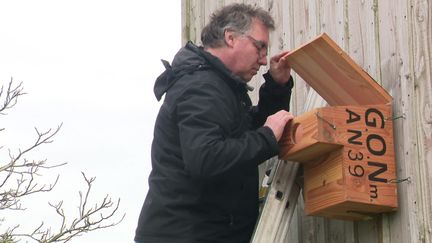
[181,0,206,45]
[355,217,380,243]
[376,1,422,242]
[318,0,345,46]
[268,0,286,56]
[203,0,224,26]
[223,0,243,6]
[411,0,432,242]
[181,0,189,45]
[304,149,345,216]
[375,1,413,242]
[326,219,356,243]
[285,33,393,106]
[346,0,381,83]
[249,0,270,104]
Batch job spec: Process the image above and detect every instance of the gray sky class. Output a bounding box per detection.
[0,1,181,242]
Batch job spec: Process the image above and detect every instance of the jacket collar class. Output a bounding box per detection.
[153,42,254,101]
[185,42,254,92]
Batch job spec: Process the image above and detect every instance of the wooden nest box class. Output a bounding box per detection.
[279,33,398,220]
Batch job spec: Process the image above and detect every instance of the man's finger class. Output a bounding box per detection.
[271,51,290,62]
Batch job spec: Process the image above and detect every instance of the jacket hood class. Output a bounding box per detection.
[154,41,252,101]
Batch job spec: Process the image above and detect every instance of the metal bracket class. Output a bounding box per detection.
[388,177,411,184]
[386,113,406,121]
[315,112,336,130]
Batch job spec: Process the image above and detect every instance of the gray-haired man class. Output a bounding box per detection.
[135,3,294,242]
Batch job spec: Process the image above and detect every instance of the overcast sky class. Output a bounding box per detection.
[0,1,181,242]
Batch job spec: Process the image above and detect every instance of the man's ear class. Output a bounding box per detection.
[224,30,236,48]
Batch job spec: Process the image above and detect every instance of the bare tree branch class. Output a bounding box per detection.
[11,173,125,243]
[0,224,19,243]
[0,78,26,115]
[1,79,124,243]
[1,124,65,211]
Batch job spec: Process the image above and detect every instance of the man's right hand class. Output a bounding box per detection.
[264,110,294,141]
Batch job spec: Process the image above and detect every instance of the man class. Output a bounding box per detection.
[135,3,294,243]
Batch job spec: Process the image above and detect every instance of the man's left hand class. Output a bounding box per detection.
[269,51,291,85]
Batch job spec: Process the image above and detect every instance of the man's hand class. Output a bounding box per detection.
[264,110,294,141]
[269,51,291,85]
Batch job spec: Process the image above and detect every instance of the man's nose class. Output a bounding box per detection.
[258,55,267,65]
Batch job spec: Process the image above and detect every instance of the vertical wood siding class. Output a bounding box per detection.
[181,0,432,242]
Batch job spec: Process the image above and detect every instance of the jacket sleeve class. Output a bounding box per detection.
[250,72,294,128]
[175,80,279,180]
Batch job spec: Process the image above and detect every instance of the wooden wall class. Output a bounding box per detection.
[181,0,432,242]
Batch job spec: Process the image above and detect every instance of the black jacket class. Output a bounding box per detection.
[135,42,293,243]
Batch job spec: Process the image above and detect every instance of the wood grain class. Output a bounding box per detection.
[285,33,393,106]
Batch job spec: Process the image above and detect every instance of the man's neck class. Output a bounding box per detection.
[205,47,235,72]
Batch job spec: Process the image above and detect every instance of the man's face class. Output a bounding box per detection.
[231,19,269,82]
